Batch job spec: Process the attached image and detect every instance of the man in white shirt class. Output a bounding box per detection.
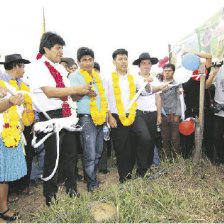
[132,52,164,176]
[27,32,92,206]
[106,49,152,182]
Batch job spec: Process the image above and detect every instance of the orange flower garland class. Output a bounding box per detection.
[9,80,34,126]
[112,72,137,126]
[80,69,107,125]
[0,80,21,148]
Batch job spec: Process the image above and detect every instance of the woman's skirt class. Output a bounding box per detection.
[0,138,27,182]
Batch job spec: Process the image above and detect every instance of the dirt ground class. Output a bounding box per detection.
[8,167,120,223]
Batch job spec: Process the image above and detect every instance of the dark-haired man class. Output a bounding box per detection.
[160,63,182,159]
[69,47,107,192]
[27,32,92,206]
[132,52,163,175]
[106,49,153,182]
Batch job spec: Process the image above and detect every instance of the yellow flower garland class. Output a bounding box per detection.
[0,80,21,148]
[112,72,137,126]
[9,80,34,126]
[79,69,107,125]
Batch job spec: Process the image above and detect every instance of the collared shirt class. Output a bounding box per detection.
[1,71,24,87]
[26,55,75,112]
[69,69,103,115]
[136,75,161,112]
[105,72,148,114]
[161,79,182,116]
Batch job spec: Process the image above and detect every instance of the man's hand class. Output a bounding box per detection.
[0,86,8,98]
[71,95,83,101]
[178,88,183,95]
[144,77,153,83]
[9,93,24,106]
[72,84,92,95]
[157,115,162,126]
[145,83,151,93]
[88,89,97,97]
[108,114,117,128]
[159,84,168,92]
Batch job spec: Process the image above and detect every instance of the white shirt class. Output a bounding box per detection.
[26,56,77,114]
[105,72,149,114]
[136,75,161,112]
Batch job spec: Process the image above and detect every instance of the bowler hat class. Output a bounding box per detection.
[132,52,158,65]
[0,54,30,64]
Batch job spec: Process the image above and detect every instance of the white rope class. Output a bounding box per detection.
[126,82,148,112]
[3,90,81,181]
[179,88,185,121]
[41,123,60,181]
[126,81,185,121]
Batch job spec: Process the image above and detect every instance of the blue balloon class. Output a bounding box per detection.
[181,53,200,71]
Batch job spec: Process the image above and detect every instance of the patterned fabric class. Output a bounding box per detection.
[0,139,27,182]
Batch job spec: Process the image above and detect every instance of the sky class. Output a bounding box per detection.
[0,0,224,76]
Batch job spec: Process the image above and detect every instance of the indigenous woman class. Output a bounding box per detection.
[0,54,35,202]
[0,82,25,222]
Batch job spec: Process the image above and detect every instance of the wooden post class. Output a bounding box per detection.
[42,8,46,34]
[168,44,172,63]
[193,73,205,164]
[199,74,205,131]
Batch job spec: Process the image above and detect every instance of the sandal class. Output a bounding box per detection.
[0,208,20,221]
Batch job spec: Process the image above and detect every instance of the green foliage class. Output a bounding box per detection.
[32,158,224,223]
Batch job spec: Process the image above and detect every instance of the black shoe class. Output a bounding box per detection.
[45,194,57,207]
[66,188,80,198]
[99,169,110,174]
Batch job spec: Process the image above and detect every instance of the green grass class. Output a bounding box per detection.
[32,157,224,223]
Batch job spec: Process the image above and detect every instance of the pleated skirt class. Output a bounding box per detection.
[0,138,27,182]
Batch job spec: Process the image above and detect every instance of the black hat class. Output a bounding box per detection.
[132,52,158,65]
[0,54,30,64]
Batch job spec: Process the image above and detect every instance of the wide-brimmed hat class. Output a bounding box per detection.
[132,52,158,65]
[0,54,30,64]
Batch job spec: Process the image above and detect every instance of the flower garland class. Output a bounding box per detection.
[80,69,107,125]
[112,72,137,126]
[9,80,35,126]
[0,80,21,148]
[44,61,72,117]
